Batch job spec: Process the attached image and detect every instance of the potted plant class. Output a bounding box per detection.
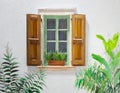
[75,32,120,93]
[46,51,66,66]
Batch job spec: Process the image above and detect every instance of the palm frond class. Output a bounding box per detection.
[17,70,46,93]
[0,47,19,93]
[0,46,46,93]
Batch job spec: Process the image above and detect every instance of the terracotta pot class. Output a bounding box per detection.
[48,60,65,66]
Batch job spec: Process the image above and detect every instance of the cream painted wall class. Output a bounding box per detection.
[0,0,120,93]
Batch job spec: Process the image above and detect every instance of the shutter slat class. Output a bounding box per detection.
[27,14,41,66]
[72,14,85,66]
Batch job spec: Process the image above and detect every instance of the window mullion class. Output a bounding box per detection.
[56,18,59,52]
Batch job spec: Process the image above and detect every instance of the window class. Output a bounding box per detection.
[44,15,70,66]
[27,13,86,66]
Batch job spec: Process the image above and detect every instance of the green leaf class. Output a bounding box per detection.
[75,78,83,89]
[92,54,112,81]
[4,72,10,75]
[2,62,10,65]
[114,51,120,59]
[11,70,19,73]
[114,68,120,85]
[92,54,108,68]
[11,62,19,65]
[3,68,10,72]
[111,32,119,50]
[96,34,106,42]
[10,66,19,70]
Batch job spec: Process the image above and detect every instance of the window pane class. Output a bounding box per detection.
[47,31,56,40]
[47,42,55,52]
[59,31,67,40]
[47,19,56,29]
[59,19,67,29]
[59,42,67,52]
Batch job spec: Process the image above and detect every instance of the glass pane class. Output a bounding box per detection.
[47,31,56,40]
[59,19,67,29]
[47,42,55,52]
[59,42,67,52]
[47,19,56,29]
[59,31,67,40]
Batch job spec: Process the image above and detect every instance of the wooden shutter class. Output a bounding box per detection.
[27,14,41,66]
[72,14,85,66]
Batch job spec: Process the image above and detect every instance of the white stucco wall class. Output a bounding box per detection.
[0,0,120,93]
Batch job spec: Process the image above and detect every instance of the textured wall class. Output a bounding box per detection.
[0,0,120,93]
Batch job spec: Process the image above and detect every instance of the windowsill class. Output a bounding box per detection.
[37,66,75,71]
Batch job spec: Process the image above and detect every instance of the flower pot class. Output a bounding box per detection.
[48,60,65,66]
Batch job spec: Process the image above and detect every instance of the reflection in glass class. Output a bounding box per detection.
[47,31,56,40]
[59,42,67,52]
[47,19,56,29]
[47,42,55,52]
[59,31,67,40]
[59,19,67,29]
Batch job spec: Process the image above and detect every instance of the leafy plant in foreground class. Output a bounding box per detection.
[17,70,45,93]
[0,47,46,93]
[0,47,19,93]
[75,32,120,93]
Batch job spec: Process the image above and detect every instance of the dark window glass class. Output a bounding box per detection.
[47,42,55,52]
[47,19,56,29]
[59,19,67,29]
[47,31,56,40]
[59,31,67,40]
[59,42,67,52]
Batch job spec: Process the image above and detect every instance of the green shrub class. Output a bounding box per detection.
[75,32,120,93]
[0,47,46,93]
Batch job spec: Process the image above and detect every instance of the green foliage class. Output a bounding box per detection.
[46,51,66,61]
[75,32,120,93]
[59,53,66,60]
[17,70,46,93]
[92,54,112,82]
[45,52,53,60]
[0,47,19,93]
[52,52,60,60]
[0,47,46,93]
[75,65,107,93]
[96,32,119,57]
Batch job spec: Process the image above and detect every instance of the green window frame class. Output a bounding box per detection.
[44,15,70,66]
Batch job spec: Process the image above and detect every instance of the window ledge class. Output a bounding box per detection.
[38,8,77,13]
[37,66,75,71]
